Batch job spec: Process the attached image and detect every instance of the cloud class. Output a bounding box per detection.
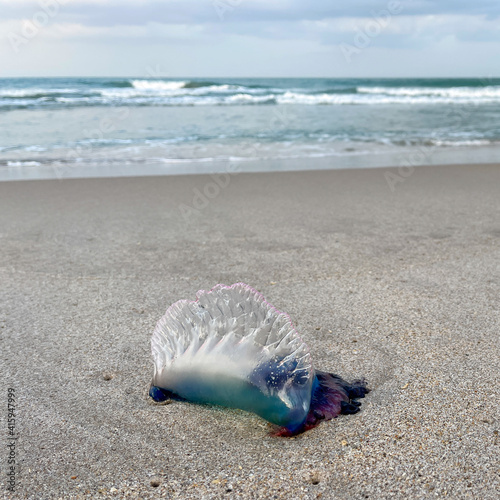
[0,1,499,77]
[1,0,500,27]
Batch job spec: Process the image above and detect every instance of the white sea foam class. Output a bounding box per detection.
[358,85,500,100]
[104,82,253,99]
[130,80,187,91]
[430,139,491,147]
[226,93,275,104]
[277,92,352,105]
[277,87,500,105]
[129,80,245,94]
[4,82,500,108]
[24,145,47,152]
[0,88,79,98]
[7,161,42,167]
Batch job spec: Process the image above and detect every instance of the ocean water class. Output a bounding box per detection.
[0,77,499,180]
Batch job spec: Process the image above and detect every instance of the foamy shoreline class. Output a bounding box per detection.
[1,144,500,182]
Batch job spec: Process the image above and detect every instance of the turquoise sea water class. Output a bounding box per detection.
[0,77,499,179]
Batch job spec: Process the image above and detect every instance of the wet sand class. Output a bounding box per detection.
[1,163,499,498]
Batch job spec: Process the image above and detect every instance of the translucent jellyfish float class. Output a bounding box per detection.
[149,283,369,436]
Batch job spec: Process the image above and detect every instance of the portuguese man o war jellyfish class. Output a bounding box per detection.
[149,283,369,436]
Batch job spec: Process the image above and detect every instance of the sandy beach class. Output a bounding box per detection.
[1,163,499,499]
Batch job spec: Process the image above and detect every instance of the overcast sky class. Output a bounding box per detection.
[1,0,499,78]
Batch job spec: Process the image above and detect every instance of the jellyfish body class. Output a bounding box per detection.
[150,283,368,435]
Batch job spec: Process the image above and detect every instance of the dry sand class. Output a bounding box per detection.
[0,163,499,499]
